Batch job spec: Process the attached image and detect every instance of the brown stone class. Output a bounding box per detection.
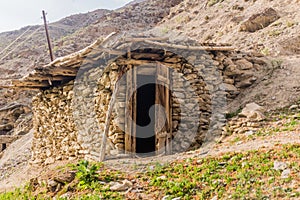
[240,8,280,32]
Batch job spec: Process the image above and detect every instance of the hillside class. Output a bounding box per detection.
[0,9,110,80]
[154,0,300,111]
[158,0,300,55]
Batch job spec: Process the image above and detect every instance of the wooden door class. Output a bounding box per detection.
[155,64,172,155]
[125,65,137,154]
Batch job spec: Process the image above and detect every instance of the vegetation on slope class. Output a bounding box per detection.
[0,144,299,199]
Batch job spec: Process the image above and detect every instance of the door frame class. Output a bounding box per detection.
[124,63,172,155]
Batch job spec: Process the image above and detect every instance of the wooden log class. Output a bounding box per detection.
[124,37,169,42]
[12,80,51,88]
[44,66,78,77]
[99,80,120,162]
[25,74,66,82]
[143,40,235,51]
[0,135,21,144]
[116,59,158,66]
[131,52,164,60]
[0,85,15,88]
[0,103,26,112]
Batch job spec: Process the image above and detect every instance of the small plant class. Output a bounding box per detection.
[75,160,100,189]
[286,21,295,28]
[268,29,282,37]
[261,47,270,56]
[226,108,242,119]
[161,26,170,34]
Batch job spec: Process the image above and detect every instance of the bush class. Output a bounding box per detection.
[76,160,100,189]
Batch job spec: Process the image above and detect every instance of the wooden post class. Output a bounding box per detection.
[42,10,54,61]
[99,81,120,162]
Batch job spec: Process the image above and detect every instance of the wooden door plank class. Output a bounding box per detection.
[125,65,137,155]
[155,63,172,155]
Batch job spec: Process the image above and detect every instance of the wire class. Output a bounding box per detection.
[0,28,32,56]
[0,26,43,62]
[0,17,42,57]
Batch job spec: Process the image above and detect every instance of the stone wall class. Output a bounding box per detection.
[31,82,83,164]
[30,49,267,164]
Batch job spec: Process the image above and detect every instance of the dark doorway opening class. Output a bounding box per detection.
[1,143,6,151]
[136,75,156,155]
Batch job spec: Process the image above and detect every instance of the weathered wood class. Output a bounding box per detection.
[0,85,15,88]
[166,67,172,155]
[124,37,169,42]
[12,80,51,88]
[116,59,157,66]
[131,52,164,60]
[12,32,117,89]
[144,40,235,51]
[136,66,156,75]
[125,65,137,155]
[44,66,78,76]
[25,74,66,82]
[0,135,21,144]
[155,64,172,155]
[0,103,26,112]
[99,80,120,162]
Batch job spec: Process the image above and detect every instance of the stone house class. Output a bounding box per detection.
[12,32,265,164]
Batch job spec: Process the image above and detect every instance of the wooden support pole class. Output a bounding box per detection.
[42,10,54,61]
[99,80,120,162]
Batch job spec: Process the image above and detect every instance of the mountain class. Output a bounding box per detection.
[0,9,110,80]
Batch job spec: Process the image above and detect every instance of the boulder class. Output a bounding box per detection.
[240,8,280,32]
[110,179,133,191]
[239,103,265,121]
[235,59,253,70]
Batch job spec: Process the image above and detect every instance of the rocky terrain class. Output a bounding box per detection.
[0,0,299,198]
[154,0,300,111]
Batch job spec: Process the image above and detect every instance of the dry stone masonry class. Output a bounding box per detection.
[31,83,83,164]
[13,34,268,164]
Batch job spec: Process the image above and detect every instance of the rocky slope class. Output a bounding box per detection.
[0,9,110,80]
[158,0,300,56]
[154,0,300,111]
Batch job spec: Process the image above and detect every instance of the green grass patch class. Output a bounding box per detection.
[141,144,300,199]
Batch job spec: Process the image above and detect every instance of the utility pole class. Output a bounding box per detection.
[42,10,54,61]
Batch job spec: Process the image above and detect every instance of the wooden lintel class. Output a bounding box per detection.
[116,59,158,66]
[131,52,164,60]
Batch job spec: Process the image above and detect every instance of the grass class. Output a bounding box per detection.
[0,144,299,199]
[141,144,300,199]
